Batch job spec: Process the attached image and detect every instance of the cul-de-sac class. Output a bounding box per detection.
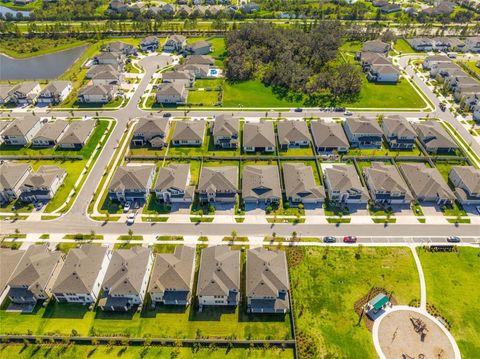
[0,3,479,358]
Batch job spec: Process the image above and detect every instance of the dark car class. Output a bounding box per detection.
[163,112,172,118]
[294,108,303,112]
[343,236,357,243]
[447,236,461,243]
[323,236,337,243]
[439,103,446,111]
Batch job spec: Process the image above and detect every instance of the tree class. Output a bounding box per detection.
[231,230,237,240]
[128,229,133,238]
[310,63,362,103]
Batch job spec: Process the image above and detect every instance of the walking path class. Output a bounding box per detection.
[410,245,427,310]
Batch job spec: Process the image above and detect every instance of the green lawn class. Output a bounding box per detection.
[417,247,480,358]
[0,37,87,59]
[463,61,480,77]
[194,78,223,89]
[187,90,221,107]
[393,39,416,54]
[290,247,420,358]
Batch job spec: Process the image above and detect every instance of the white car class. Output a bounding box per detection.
[126,213,135,225]
[123,202,131,213]
[344,111,353,116]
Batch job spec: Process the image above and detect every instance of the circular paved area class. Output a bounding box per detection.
[373,306,460,359]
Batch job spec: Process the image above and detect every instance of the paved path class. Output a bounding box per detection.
[410,246,427,310]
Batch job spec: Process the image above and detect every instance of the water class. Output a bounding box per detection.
[0,45,87,80]
[0,5,31,18]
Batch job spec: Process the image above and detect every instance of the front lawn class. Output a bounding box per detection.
[417,247,480,358]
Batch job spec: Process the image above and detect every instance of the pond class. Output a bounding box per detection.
[0,5,31,18]
[0,45,87,80]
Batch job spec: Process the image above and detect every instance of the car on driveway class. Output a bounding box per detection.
[323,236,337,243]
[163,112,172,118]
[343,236,357,243]
[126,213,135,225]
[447,236,461,243]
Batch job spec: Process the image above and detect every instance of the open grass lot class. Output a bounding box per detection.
[0,345,294,359]
[417,247,480,358]
[393,39,416,54]
[187,90,221,107]
[0,37,87,59]
[290,246,420,358]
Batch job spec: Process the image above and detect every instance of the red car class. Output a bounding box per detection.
[343,236,357,243]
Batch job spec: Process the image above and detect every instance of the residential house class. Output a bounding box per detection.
[102,41,136,56]
[99,247,153,311]
[408,38,434,52]
[7,245,64,310]
[422,1,455,16]
[465,37,480,53]
[359,52,392,70]
[240,2,260,12]
[94,52,125,67]
[86,64,121,79]
[382,115,416,150]
[246,247,289,314]
[0,120,10,140]
[399,163,454,205]
[364,162,413,204]
[1,116,42,146]
[414,120,458,154]
[148,246,196,306]
[58,119,97,149]
[171,120,206,146]
[243,121,275,153]
[91,70,122,86]
[310,120,349,153]
[343,117,383,149]
[0,249,25,305]
[212,114,239,149]
[140,36,159,52]
[361,40,390,54]
[37,81,72,105]
[8,82,41,105]
[156,83,187,104]
[185,55,215,66]
[177,5,193,17]
[324,164,369,204]
[367,63,400,83]
[449,166,480,205]
[108,165,156,204]
[161,71,195,88]
[131,116,170,148]
[380,3,401,13]
[186,40,213,55]
[198,166,238,204]
[282,163,325,205]
[242,165,281,204]
[164,35,187,52]
[31,120,69,147]
[422,55,451,70]
[109,0,128,13]
[19,165,67,203]
[154,164,195,204]
[0,162,32,204]
[197,246,240,310]
[277,120,310,150]
[52,245,111,305]
[78,84,116,104]
[454,85,480,107]
[176,63,212,79]
[447,75,478,91]
[0,85,13,105]
[430,62,462,79]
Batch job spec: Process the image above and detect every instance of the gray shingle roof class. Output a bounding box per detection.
[310,121,349,149]
[0,162,31,191]
[2,116,40,137]
[213,114,239,138]
[185,55,215,66]
[324,164,368,199]
[243,121,275,148]
[414,120,458,150]
[277,120,310,146]
[39,81,71,97]
[187,40,212,51]
[0,248,25,291]
[58,120,96,146]
[282,163,325,201]
[450,166,480,195]
[32,120,68,142]
[156,82,185,97]
[109,165,155,192]
[9,82,39,97]
[362,40,390,53]
[134,116,169,137]
[171,120,206,142]
[21,165,66,189]
[242,165,281,201]
[364,162,413,200]
[154,163,190,192]
[198,166,238,193]
[197,246,240,297]
[382,115,416,138]
[345,117,383,135]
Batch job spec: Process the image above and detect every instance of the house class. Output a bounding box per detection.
[161,71,195,88]
[362,40,390,54]
[19,165,67,203]
[154,164,195,204]
[0,120,10,140]
[164,35,187,52]
[102,41,136,56]
[380,3,401,13]
[0,85,13,104]
[422,1,455,16]
[422,55,451,70]
[447,76,478,91]
[37,81,72,105]
[108,165,156,204]
[131,116,170,148]
[140,36,159,52]
[399,163,455,205]
[78,84,116,104]
[148,246,196,306]
[0,248,25,305]
[86,64,121,79]
[198,166,238,204]
[186,40,213,55]
[242,165,281,205]
[430,62,462,79]
[465,37,480,53]
[324,164,369,204]
[240,2,260,12]
[109,0,128,13]
[177,5,193,17]
[197,246,240,310]
[414,120,458,154]
[243,121,275,152]
[212,114,239,149]
[0,162,32,204]
[382,115,416,150]
[99,247,153,311]
[310,120,349,153]
[156,83,187,104]
[343,117,383,149]
[58,119,97,149]
[367,64,400,83]
[246,248,289,314]
[408,38,434,52]
[31,120,69,147]
[91,70,122,86]
[176,63,212,78]
[8,82,41,105]
[454,86,480,106]
[171,120,206,146]
[449,166,480,205]
[185,55,215,66]
[94,52,125,67]
[7,245,64,311]
[1,116,42,146]
[359,52,392,70]
[277,120,310,150]
[282,163,325,205]
[363,162,412,204]
[52,245,111,305]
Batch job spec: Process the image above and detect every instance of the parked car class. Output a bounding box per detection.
[123,202,131,213]
[447,236,461,243]
[163,112,172,118]
[323,236,337,243]
[126,213,135,225]
[343,236,357,243]
[344,111,353,116]
[294,108,303,112]
[439,103,446,111]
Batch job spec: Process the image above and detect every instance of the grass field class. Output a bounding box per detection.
[290,246,420,358]
[417,247,480,358]
[0,37,87,59]
[187,90,221,106]
[393,39,416,54]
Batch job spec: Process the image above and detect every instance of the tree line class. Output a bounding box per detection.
[225,21,362,104]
